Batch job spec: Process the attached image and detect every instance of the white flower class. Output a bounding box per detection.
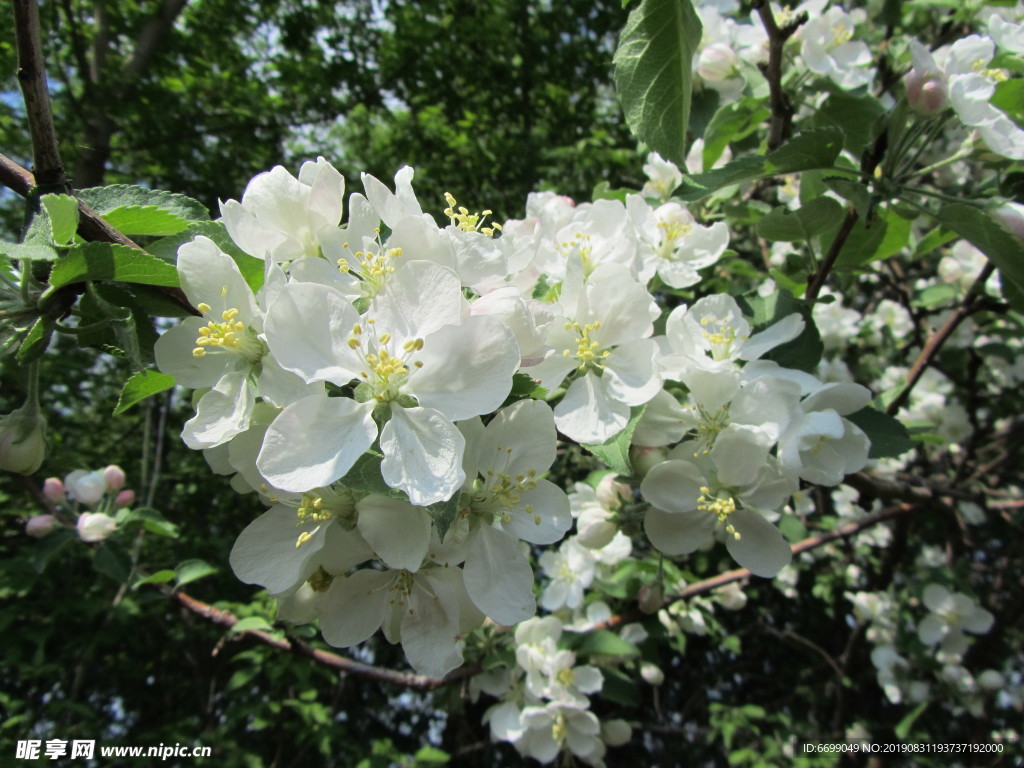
[628,197,731,289]
[917,584,994,657]
[221,157,345,262]
[641,152,683,200]
[258,261,519,503]
[641,457,793,577]
[661,293,804,376]
[65,469,108,505]
[539,539,599,611]
[77,512,116,542]
[524,263,661,443]
[800,7,874,89]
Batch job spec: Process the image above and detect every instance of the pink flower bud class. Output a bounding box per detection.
[77,512,117,543]
[26,514,56,538]
[103,465,127,492]
[905,68,948,116]
[115,489,136,509]
[42,477,65,503]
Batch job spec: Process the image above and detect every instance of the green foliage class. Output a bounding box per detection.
[614,0,703,167]
[115,370,177,415]
[46,243,180,289]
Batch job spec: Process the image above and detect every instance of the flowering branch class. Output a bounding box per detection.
[806,207,859,302]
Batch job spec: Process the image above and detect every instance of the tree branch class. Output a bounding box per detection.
[751,0,805,150]
[886,262,996,416]
[125,0,191,82]
[172,591,480,692]
[12,0,67,187]
[806,207,859,302]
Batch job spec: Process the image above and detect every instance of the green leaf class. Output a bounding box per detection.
[0,242,60,261]
[230,616,273,634]
[598,666,641,707]
[991,79,1024,130]
[613,0,703,167]
[756,198,844,242]
[123,507,179,538]
[809,91,886,153]
[894,701,929,740]
[17,316,55,363]
[574,629,640,658]
[939,204,1024,306]
[581,404,647,477]
[340,451,407,499]
[33,528,77,573]
[102,206,191,237]
[114,369,176,415]
[738,290,822,373]
[148,221,264,293]
[846,407,914,459]
[822,177,872,219]
[134,569,177,587]
[79,184,209,222]
[427,494,461,543]
[94,540,133,583]
[702,97,771,169]
[413,746,450,765]
[676,129,844,201]
[175,559,218,587]
[48,242,180,289]
[39,194,80,244]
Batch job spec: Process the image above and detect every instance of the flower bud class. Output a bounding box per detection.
[905,68,948,116]
[994,202,1024,242]
[65,470,107,506]
[697,42,739,82]
[714,582,748,611]
[26,514,57,538]
[640,661,665,686]
[42,477,65,503]
[629,445,667,479]
[576,518,618,550]
[0,406,47,475]
[602,719,633,746]
[103,465,127,492]
[115,489,136,509]
[77,512,117,543]
[595,473,631,510]
[638,582,664,614]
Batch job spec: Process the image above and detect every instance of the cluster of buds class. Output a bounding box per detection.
[25,465,136,543]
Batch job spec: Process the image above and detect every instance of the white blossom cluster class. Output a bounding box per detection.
[151,149,883,692]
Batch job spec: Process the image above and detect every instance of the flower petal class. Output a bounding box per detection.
[380,406,466,505]
[464,524,537,625]
[726,508,792,577]
[356,495,432,571]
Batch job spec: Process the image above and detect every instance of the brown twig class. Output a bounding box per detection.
[751,0,806,150]
[806,207,859,302]
[12,0,67,187]
[172,591,480,692]
[886,262,996,416]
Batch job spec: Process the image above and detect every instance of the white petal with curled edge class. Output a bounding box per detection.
[604,338,662,406]
[964,606,994,635]
[356,495,432,571]
[317,522,375,574]
[155,318,233,389]
[380,406,466,506]
[640,460,704,515]
[229,505,324,593]
[711,425,772,488]
[178,236,261,325]
[554,373,629,444]
[503,479,572,545]
[264,282,362,385]
[632,389,690,448]
[726,508,792,577]
[572,665,604,694]
[183,370,255,449]
[464,524,536,625]
[401,572,465,678]
[917,614,946,646]
[656,259,701,289]
[644,506,715,556]
[220,198,283,260]
[257,395,376,492]
[803,382,872,415]
[410,316,519,421]
[303,157,345,232]
[319,569,393,647]
[286,254,360,295]
[740,313,805,361]
[488,702,527,741]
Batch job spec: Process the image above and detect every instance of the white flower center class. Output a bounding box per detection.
[347,320,424,403]
[336,227,403,299]
[192,298,264,364]
[698,486,740,540]
[561,320,610,373]
[444,192,502,236]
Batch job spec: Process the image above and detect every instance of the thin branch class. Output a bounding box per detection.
[806,207,859,302]
[12,0,67,187]
[125,0,191,82]
[172,591,480,692]
[886,262,996,416]
[751,0,806,150]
